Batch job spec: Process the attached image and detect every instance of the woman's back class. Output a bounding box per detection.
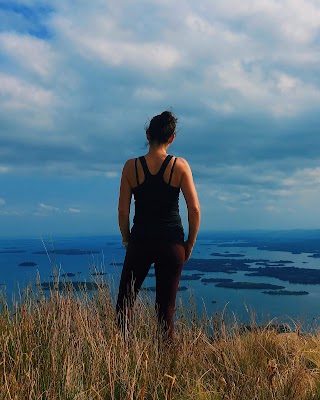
[125,153,184,189]
[130,154,184,243]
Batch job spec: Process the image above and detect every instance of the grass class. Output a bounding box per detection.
[1,276,320,399]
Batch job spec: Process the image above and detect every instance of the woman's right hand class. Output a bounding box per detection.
[184,241,194,261]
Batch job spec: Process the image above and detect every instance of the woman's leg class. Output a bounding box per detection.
[154,243,185,339]
[116,242,152,334]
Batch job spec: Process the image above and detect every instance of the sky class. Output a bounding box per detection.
[0,0,320,237]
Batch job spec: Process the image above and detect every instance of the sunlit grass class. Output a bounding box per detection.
[1,275,320,399]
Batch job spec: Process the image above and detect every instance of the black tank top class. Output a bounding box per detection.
[130,155,184,243]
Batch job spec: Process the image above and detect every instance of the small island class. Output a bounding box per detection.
[40,281,106,291]
[201,278,233,283]
[184,258,261,273]
[210,252,245,257]
[90,272,107,276]
[1,250,26,254]
[180,274,203,281]
[217,238,320,255]
[142,286,188,292]
[245,266,320,284]
[18,261,37,267]
[262,290,309,295]
[61,273,76,277]
[33,249,100,255]
[255,262,289,267]
[215,282,285,290]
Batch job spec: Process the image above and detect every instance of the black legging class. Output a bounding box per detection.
[116,241,185,339]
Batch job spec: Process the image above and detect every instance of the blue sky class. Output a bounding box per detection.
[1,0,320,237]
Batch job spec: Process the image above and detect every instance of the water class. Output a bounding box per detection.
[1,234,320,327]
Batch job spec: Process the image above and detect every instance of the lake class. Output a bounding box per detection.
[1,231,320,327]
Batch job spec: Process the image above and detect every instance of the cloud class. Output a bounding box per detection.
[0,0,320,233]
[36,203,60,215]
[0,198,6,206]
[0,166,10,174]
[0,0,319,177]
[67,207,80,213]
[281,167,320,187]
[0,32,57,78]
[0,73,55,129]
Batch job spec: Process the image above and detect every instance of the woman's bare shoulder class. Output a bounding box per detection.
[174,157,192,172]
[122,158,136,173]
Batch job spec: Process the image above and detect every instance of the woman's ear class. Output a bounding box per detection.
[168,133,175,144]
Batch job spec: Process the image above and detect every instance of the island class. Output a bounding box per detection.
[217,237,320,255]
[0,250,26,254]
[50,272,81,278]
[184,258,268,273]
[262,290,309,295]
[245,266,320,284]
[109,262,123,266]
[180,274,203,281]
[201,278,233,283]
[40,281,107,291]
[254,261,293,267]
[142,286,188,292]
[90,272,107,276]
[215,282,285,290]
[184,258,320,285]
[18,262,37,267]
[210,252,245,257]
[33,249,100,255]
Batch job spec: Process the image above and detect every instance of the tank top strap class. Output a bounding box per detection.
[168,157,177,185]
[135,158,139,185]
[158,155,173,177]
[138,156,151,177]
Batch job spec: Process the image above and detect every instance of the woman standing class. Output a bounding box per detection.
[116,111,200,339]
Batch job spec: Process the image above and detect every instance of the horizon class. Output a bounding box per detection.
[2,227,320,240]
[1,1,320,236]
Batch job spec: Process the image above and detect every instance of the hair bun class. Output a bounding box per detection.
[160,111,171,124]
[147,110,178,145]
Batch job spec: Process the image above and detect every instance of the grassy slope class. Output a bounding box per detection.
[1,282,320,400]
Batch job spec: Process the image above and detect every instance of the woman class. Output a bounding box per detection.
[116,111,200,339]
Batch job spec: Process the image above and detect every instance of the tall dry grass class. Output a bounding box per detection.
[1,278,320,400]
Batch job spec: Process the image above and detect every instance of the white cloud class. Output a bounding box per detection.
[53,15,181,71]
[39,203,60,212]
[0,166,10,174]
[265,205,280,213]
[133,87,164,101]
[68,207,80,213]
[0,32,57,79]
[0,198,5,206]
[105,172,119,178]
[0,74,53,107]
[280,167,320,191]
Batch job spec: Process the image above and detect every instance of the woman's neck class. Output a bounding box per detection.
[147,144,169,157]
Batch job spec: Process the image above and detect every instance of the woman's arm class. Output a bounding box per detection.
[180,159,201,260]
[118,160,132,244]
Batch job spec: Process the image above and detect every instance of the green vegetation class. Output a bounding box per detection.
[1,279,320,399]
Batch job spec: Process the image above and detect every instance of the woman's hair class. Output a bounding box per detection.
[146,111,178,145]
